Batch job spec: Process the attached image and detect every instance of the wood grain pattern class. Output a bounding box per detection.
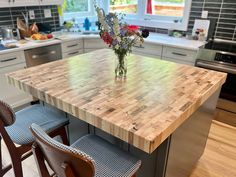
[190,120,236,177]
[6,49,227,153]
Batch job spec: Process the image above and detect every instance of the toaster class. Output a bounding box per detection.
[1,27,21,40]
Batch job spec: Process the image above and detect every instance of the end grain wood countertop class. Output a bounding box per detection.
[6,49,227,153]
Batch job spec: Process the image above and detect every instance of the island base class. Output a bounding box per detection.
[67,88,220,177]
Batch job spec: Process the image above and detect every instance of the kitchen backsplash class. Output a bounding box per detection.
[188,0,236,41]
[0,5,60,32]
[0,1,235,41]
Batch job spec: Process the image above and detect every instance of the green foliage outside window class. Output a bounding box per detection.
[110,0,137,5]
[65,0,89,13]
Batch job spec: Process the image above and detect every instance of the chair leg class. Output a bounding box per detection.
[11,154,24,177]
[60,127,70,146]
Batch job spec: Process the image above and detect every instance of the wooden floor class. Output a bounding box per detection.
[2,120,236,177]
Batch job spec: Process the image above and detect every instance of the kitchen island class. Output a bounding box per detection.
[7,49,226,177]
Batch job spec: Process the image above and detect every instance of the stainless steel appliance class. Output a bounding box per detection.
[24,44,62,67]
[1,27,21,40]
[196,39,236,126]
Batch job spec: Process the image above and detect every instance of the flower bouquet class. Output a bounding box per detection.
[95,6,149,77]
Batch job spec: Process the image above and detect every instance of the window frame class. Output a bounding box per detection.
[63,0,95,21]
[104,0,192,31]
[62,0,192,31]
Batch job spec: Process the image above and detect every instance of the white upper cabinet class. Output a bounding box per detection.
[39,0,64,5]
[12,0,39,7]
[0,0,10,7]
[0,0,63,7]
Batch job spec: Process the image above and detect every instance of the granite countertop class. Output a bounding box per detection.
[0,32,205,55]
[7,49,226,153]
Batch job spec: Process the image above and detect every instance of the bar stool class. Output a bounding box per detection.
[31,123,141,177]
[0,100,69,177]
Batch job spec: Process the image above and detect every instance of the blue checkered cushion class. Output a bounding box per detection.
[72,135,141,177]
[6,104,69,145]
[31,123,141,177]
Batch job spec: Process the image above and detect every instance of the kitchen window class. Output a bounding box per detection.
[109,0,138,14]
[104,0,192,31]
[63,0,95,21]
[63,0,192,31]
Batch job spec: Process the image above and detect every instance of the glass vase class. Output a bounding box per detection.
[115,54,127,78]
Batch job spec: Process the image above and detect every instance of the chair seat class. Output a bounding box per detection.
[6,104,69,145]
[71,135,141,177]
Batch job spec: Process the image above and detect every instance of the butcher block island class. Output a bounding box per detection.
[7,49,226,177]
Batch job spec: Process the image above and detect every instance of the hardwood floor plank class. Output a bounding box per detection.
[190,120,236,177]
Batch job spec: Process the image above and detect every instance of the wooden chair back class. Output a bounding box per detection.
[0,100,16,127]
[30,123,95,177]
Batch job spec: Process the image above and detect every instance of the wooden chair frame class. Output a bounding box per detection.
[31,129,138,177]
[0,120,69,177]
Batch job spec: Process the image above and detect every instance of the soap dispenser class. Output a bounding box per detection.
[83,18,91,31]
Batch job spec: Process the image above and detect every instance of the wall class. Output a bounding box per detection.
[188,0,236,41]
[0,5,60,32]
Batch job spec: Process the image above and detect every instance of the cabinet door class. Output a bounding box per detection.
[162,57,194,66]
[133,43,163,57]
[61,39,83,53]
[39,0,64,5]
[12,0,39,6]
[84,38,108,50]
[0,63,32,108]
[0,0,10,7]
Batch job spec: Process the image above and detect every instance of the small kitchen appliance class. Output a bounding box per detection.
[1,27,21,40]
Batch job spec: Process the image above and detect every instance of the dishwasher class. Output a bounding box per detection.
[24,44,62,67]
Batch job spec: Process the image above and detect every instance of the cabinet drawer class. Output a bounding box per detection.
[0,51,25,68]
[62,40,83,53]
[133,43,162,57]
[162,57,194,66]
[84,49,100,53]
[63,49,83,58]
[0,63,32,108]
[84,38,107,49]
[162,46,197,63]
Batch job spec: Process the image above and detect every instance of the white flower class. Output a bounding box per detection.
[113,17,120,36]
[96,8,109,31]
[115,44,119,50]
[117,36,121,42]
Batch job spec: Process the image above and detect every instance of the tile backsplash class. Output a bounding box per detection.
[0,1,235,41]
[0,5,60,32]
[188,0,236,41]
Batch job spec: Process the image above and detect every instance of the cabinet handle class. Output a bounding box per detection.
[68,51,79,56]
[32,51,56,59]
[172,52,187,57]
[0,57,17,62]
[8,0,11,2]
[67,44,78,48]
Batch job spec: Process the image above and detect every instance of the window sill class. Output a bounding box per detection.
[125,18,188,31]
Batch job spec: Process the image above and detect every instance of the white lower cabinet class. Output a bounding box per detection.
[83,38,108,52]
[0,63,32,108]
[63,49,84,58]
[162,46,197,66]
[133,43,163,58]
[162,57,195,66]
[61,39,84,58]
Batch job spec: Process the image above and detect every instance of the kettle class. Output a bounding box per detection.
[1,27,21,40]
